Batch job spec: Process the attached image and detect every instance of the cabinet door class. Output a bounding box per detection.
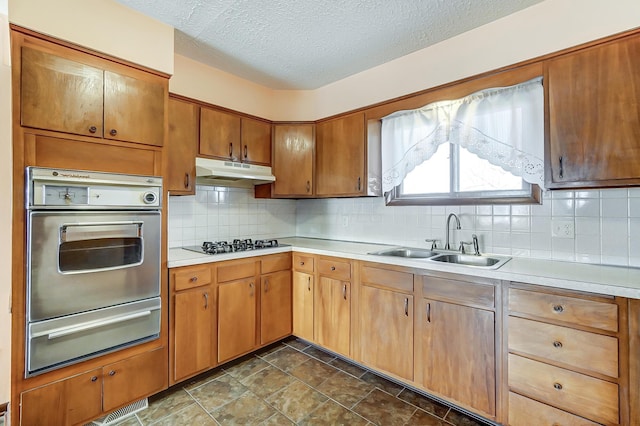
[167,97,198,194]
[315,276,350,356]
[173,285,216,382]
[21,46,104,138]
[421,299,495,417]
[316,112,365,196]
[103,70,166,146]
[102,347,167,413]
[260,270,292,344]
[273,124,314,196]
[20,369,102,426]
[293,271,314,341]
[218,278,257,362]
[360,285,413,381]
[200,107,241,160]
[241,117,272,165]
[546,34,640,187]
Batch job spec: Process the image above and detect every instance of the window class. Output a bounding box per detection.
[381,77,544,206]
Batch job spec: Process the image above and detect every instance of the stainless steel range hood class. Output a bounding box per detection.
[195,157,276,188]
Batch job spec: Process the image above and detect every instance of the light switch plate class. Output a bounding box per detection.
[551,219,575,238]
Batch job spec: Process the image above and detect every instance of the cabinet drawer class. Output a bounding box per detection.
[262,253,291,274]
[508,354,618,424]
[509,316,618,377]
[509,392,599,426]
[293,254,314,273]
[361,265,413,293]
[422,276,494,309]
[217,259,257,282]
[173,266,212,291]
[318,258,351,280]
[509,288,618,332]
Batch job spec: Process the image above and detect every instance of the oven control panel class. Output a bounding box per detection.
[27,167,162,209]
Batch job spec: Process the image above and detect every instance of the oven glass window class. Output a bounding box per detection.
[59,237,143,272]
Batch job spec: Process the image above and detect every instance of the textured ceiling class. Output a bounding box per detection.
[116,0,544,90]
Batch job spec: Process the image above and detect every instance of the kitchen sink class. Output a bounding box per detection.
[368,247,438,259]
[429,253,511,269]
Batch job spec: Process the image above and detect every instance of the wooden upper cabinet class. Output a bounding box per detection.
[21,46,104,138]
[546,33,640,188]
[199,108,271,165]
[19,36,167,147]
[241,117,271,165]
[199,106,241,160]
[316,112,366,196]
[272,124,314,197]
[167,97,199,194]
[103,70,166,146]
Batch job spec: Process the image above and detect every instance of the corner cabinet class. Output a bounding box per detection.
[316,112,366,197]
[545,32,640,188]
[272,124,315,197]
[19,34,167,147]
[419,274,498,419]
[167,97,198,194]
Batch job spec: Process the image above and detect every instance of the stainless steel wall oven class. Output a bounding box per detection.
[25,167,162,376]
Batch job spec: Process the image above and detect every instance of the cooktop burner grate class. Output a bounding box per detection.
[182,239,284,255]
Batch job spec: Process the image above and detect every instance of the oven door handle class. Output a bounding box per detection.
[60,221,144,242]
[39,310,153,340]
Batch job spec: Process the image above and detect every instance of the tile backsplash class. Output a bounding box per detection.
[169,186,640,267]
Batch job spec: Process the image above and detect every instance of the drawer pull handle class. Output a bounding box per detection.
[553,383,563,390]
[108,370,116,377]
[89,125,97,134]
[300,261,305,266]
[553,304,564,313]
[109,129,118,136]
[91,376,98,382]
[331,266,336,271]
[190,276,198,282]
[553,340,563,348]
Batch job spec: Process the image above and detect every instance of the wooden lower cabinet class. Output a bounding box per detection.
[218,277,258,363]
[358,265,414,381]
[315,276,351,357]
[292,270,314,340]
[508,392,599,426]
[20,348,166,426]
[261,269,293,345]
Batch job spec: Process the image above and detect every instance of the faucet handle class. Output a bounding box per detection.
[425,238,438,250]
[472,234,481,256]
[459,241,472,254]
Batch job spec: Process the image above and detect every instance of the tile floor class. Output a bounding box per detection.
[102,339,492,426]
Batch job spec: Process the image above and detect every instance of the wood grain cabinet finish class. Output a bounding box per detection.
[358,265,414,381]
[419,276,496,418]
[241,117,272,165]
[167,97,198,194]
[293,270,314,341]
[170,265,216,384]
[316,112,366,197]
[218,275,258,363]
[260,269,293,345]
[272,124,315,197]
[21,43,166,147]
[315,257,352,356]
[508,392,599,426]
[20,348,166,425]
[199,107,271,165]
[546,33,640,188]
[507,284,623,425]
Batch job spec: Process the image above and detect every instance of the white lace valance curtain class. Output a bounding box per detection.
[381,77,544,193]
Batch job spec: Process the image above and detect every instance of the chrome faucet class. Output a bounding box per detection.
[444,213,461,250]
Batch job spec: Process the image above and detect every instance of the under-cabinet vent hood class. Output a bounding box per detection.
[195,157,276,188]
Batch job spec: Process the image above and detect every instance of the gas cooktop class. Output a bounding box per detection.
[182,239,287,255]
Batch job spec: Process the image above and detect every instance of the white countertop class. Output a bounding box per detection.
[169,237,640,299]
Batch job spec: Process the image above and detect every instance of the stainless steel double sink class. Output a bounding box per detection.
[367,247,511,269]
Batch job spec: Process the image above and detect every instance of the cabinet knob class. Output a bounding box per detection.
[330,266,336,271]
[300,261,305,266]
[108,370,116,376]
[89,126,97,134]
[553,304,564,313]
[553,340,563,348]
[553,382,563,390]
[91,376,98,382]
[190,276,198,282]
[109,129,117,136]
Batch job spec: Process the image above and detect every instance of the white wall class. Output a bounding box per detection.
[8,0,174,74]
[0,0,11,407]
